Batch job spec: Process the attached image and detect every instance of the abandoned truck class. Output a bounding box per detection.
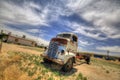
[41,32,86,72]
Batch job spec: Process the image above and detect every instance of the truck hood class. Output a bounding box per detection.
[51,38,68,45]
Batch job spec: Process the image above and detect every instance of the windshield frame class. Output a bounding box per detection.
[57,34,71,38]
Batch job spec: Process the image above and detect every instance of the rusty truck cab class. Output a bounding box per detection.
[56,32,78,53]
[41,32,78,72]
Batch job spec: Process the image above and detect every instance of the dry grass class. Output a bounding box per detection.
[3,65,22,80]
[1,43,43,55]
[0,50,80,80]
[0,43,120,80]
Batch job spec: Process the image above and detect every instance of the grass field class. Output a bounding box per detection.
[0,43,120,80]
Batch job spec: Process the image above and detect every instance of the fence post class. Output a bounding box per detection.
[0,30,3,53]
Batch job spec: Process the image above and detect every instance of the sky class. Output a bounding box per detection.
[0,0,120,57]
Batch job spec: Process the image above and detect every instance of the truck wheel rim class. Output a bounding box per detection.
[66,59,72,69]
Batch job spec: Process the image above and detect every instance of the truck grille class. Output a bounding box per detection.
[47,42,58,58]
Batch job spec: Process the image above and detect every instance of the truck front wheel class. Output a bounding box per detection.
[62,58,73,72]
[43,58,51,63]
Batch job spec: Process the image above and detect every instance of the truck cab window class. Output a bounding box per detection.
[72,35,77,42]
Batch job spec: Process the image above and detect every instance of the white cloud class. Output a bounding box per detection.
[66,21,107,40]
[82,10,120,39]
[66,0,92,11]
[0,1,48,26]
[28,2,41,9]
[63,0,120,40]
[96,46,120,53]
[79,40,93,46]
[26,29,39,33]
[80,0,120,39]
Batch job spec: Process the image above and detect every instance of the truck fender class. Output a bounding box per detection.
[64,55,75,64]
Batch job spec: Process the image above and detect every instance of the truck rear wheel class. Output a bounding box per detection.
[62,58,73,72]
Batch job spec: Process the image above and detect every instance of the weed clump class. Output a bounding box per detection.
[76,73,87,80]
[106,70,110,74]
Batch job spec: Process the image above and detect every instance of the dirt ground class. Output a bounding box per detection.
[74,62,120,80]
[0,43,120,80]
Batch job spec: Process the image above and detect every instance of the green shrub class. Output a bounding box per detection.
[76,73,87,80]
[48,76,54,80]
[35,76,42,80]
[28,70,34,76]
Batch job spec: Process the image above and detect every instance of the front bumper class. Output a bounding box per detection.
[41,54,64,65]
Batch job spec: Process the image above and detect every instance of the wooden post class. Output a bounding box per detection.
[107,50,110,59]
[0,39,2,53]
[107,50,109,57]
[0,30,3,53]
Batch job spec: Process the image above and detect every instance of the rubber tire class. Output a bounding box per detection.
[62,58,73,72]
[43,58,51,63]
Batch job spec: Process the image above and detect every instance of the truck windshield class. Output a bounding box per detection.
[57,34,71,38]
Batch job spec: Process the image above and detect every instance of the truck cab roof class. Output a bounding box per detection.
[56,32,78,41]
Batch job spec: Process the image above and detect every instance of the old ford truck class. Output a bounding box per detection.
[41,32,79,72]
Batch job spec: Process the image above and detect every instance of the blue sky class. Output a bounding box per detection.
[0,0,120,57]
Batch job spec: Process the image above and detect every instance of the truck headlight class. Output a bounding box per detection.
[61,50,65,55]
